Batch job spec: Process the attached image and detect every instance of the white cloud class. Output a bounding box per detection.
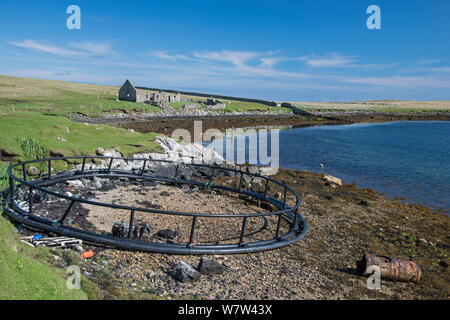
[10,40,114,57]
[432,67,450,73]
[417,59,445,65]
[68,41,113,56]
[153,51,192,61]
[302,53,357,68]
[194,50,259,66]
[10,40,82,57]
[259,57,287,68]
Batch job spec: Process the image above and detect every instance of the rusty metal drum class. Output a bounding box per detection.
[361,253,422,283]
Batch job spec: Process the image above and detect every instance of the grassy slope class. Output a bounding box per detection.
[0,75,160,117]
[0,75,290,115]
[0,111,160,160]
[0,213,98,300]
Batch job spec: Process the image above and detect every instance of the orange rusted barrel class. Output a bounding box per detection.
[81,250,94,259]
[360,253,422,283]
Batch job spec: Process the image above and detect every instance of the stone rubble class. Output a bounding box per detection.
[76,136,278,177]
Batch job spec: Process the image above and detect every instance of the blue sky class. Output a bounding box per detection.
[0,0,449,101]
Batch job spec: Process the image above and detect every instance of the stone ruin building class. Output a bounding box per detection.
[118,80,180,105]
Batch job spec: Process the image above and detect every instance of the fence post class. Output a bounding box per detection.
[28,188,33,215]
[8,176,14,207]
[239,217,248,247]
[58,200,76,225]
[187,216,197,247]
[81,157,86,174]
[128,210,135,239]
[209,168,215,186]
[239,172,244,192]
[48,160,52,179]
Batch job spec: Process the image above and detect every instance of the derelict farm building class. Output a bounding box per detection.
[118,80,180,105]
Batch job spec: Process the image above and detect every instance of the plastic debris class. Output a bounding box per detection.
[81,250,94,259]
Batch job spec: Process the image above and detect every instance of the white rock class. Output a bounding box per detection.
[323,174,343,186]
[259,166,279,176]
[68,180,84,189]
[103,149,122,158]
[95,147,105,156]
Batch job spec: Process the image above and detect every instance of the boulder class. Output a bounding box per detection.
[323,174,343,186]
[246,166,260,175]
[95,147,105,156]
[103,149,122,158]
[68,180,84,189]
[139,223,153,238]
[197,258,225,275]
[171,261,201,283]
[156,228,181,241]
[93,177,103,190]
[27,166,41,176]
[259,166,278,176]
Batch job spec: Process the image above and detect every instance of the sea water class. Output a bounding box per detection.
[205,121,450,212]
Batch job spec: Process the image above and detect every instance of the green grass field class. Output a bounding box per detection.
[0,111,160,161]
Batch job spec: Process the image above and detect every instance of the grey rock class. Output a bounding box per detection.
[146,270,156,279]
[197,258,225,275]
[139,223,153,238]
[93,177,103,190]
[68,180,84,189]
[246,166,260,175]
[156,228,181,241]
[27,166,41,176]
[185,186,199,194]
[171,261,201,283]
[73,245,84,254]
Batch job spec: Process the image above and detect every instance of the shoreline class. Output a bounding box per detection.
[69,111,450,136]
[21,166,448,300]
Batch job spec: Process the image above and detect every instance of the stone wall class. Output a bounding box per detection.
[118,80,137,102]
[119,80,181,105]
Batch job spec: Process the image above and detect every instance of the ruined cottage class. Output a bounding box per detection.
[118,80,180,105]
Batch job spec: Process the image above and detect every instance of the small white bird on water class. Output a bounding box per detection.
[320,163,325,170]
